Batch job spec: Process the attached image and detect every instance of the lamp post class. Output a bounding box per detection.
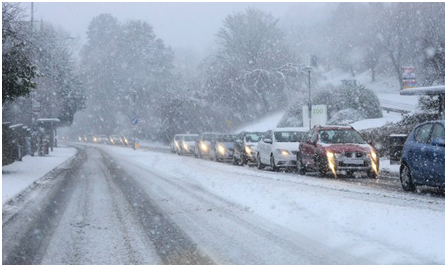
[305,66,312,130]
[133,90,137,150]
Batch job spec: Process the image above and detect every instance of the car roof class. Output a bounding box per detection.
[272,127,309,132]
[316,125,355,130]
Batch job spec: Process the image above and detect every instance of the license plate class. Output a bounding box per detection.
[344,159,364,165]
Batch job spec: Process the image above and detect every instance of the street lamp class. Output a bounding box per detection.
[133,90,137,150]
[305,66,312,130]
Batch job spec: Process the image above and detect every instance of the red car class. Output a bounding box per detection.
[297,125,379,178]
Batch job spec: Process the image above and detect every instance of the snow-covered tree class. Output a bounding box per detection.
[2,3,37,104]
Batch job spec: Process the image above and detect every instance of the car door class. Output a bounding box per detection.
[301,128,318,167]
[409,123,433,182]
[426,123,445,183]
[259,131,272,164]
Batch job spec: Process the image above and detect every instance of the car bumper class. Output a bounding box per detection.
[275,154,297,167]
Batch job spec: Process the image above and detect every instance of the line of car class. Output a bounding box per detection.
[77,134,132,146]
[171,120,445,193]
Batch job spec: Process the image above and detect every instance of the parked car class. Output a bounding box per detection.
[256,127,308,171]
[177,134,200,155]
[194,132,220,158]
[400,120,445,191]
[232,131,264,165]
[109,135,123,146]
[297,125,379,178]
[209,134,236,161]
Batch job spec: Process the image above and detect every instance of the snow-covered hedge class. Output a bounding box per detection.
[278,84,383,127]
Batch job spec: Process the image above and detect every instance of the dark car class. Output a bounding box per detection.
[194,132,220,158]
[232,131,264,165]
[210,134,236,161]
[297,125,379,178]
[400,120,445,191]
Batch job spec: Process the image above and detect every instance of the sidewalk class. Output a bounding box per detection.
[2,145,77,204]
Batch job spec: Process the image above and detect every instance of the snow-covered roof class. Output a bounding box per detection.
[399,86,445,96]
[9,123,24,129]
[36,118,61,123]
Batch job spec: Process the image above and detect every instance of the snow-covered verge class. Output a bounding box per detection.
[102,145,444,264]
[2,145,77,204]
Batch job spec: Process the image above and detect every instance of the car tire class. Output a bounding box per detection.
[257,153,264,170]
[270,155,278,172]
[232,154,238,165]
[400,164,416,192]
[296,153,306,175]
[366,169,377,179]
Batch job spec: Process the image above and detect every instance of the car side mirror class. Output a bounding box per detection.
[431,138,445,147]
[264,138,272,144]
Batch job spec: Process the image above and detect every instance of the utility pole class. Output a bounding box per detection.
[133,90,136,150]
[306,66,312,130]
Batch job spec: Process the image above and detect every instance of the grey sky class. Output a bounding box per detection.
[27,2,334,55]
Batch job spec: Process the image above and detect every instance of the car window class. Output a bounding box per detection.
[414,124,433,143]
[244,132,262,143]
[431,123,445,140]
[274,131,301,142]
[318,129,366,144]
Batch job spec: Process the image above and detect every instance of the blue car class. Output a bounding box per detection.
[400,120,445,191]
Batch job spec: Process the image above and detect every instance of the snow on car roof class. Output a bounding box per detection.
[273,127,309,132]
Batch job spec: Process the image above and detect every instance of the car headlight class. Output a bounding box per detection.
[369,149,379,174]
[94,138,97,142]
[245,145,253,154]
[183,142,188,150]
[218,145,226,155]
[326,150,337,176]
[201,142,208,151]
[276,149,290,156]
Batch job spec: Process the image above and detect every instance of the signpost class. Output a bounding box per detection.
[303,105,327,128]
[402,67,417,89]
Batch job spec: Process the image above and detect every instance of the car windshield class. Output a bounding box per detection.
[274,131,301,142]
[183,135,199,141]
[318,129,366,144]
[244,133,262,143]
[216,134,235,142]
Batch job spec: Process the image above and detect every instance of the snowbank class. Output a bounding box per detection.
[2,145,77,204]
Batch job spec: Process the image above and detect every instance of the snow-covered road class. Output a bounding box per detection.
[3,144,444,264]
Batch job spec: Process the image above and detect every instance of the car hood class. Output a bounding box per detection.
[274,142,300,152]
[321,143,372,153]
[217,142,235,149]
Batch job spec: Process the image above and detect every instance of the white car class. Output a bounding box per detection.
[256,127,308,171]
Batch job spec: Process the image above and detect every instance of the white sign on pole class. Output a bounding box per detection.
[303,104,327,128]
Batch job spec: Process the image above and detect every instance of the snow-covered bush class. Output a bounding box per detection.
[277,98,307,127]
[327,108,366,125]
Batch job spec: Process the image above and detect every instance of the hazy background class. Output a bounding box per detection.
[26,2,335,56]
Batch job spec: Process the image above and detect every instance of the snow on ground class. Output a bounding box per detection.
[350,111,403,130]
[101,144,444,264]
[2,145,77,204]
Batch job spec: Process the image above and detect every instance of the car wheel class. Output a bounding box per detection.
[296,153,306,175]
[366,169,377,179]
[232,154,238,165]
[316,156,328,176]
[270,155,278,172]
[400,164,416,192]
[257,153,265,170]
